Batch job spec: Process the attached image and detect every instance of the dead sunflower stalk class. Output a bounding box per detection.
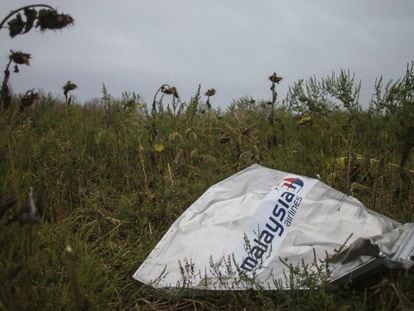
[1,51,32,109]
[0,64,12,109]
[266,72,283,124]
[0,5,74,37]
[0,5,74,110]
[152,84,180,115]
[162,85,180,113]
[63,81,77,105]
[268,72,282,107]
[205,88,216,109]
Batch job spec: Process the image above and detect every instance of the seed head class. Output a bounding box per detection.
[298,114,312,125]
[7,13,25,37]
[63,81,77,97]
[269,73,283,84]
[23,8,38,34]
[205,88,216,97]
[36,9,74,31]
[10,50,31,66]
[161,86,179,98]
[170,87,179,98]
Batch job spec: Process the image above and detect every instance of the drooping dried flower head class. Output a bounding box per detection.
[205,88,216,97]
[161,85,172,95]
[3,6,73,38]
[171,87,179,98]
[161,86,179,98]
[36,9,74,31]
[10,50,31,66]
[7,13,25,38]
[20,90,39,110]
[23,8,38,33]
[269,72,283,84]
[63,81,77,97]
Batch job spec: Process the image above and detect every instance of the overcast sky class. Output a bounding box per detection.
[1,1,413,107]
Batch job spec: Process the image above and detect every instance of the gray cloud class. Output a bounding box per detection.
[1,0,413,107]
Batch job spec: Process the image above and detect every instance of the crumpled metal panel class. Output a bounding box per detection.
[133,164,413,290]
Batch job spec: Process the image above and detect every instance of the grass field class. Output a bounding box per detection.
[0,70,413,310]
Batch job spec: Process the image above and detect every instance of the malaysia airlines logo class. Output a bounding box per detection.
[278,177,304,193]
[238,175,314,273]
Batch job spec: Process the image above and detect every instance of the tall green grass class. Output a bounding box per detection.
[0,77,413,310]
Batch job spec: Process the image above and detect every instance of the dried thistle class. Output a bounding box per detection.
[9,50,31,66]
[36,9,74,31]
